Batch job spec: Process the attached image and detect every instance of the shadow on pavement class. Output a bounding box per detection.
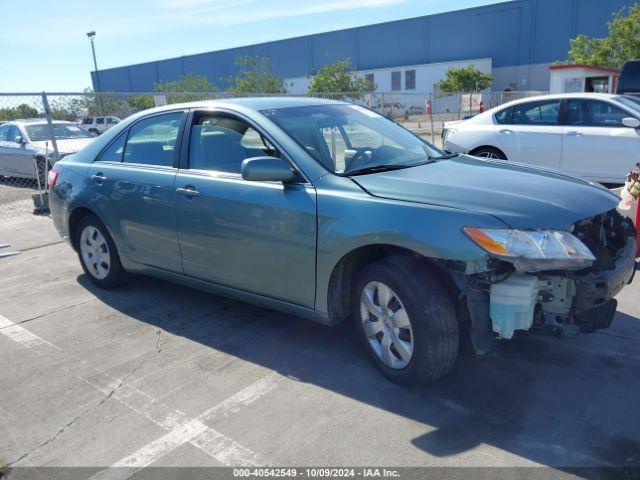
[77,273,640,472]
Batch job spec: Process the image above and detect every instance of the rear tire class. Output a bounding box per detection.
[470,147,507,160]
[75,214,129,289]
[35,158,51,186]
[353,255,459,386]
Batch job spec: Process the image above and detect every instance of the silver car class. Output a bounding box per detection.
[0,119,94,181]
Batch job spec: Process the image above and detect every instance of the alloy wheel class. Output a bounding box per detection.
[80,226,111,280]
[475,151,499,159]
[360,281,414,369]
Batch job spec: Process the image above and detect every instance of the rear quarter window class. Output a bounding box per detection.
[494,107,513,124]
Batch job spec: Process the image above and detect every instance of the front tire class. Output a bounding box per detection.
[354,255,459,386]
[76,215,128,289]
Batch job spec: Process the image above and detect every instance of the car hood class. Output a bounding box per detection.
[32,138,94,155]
[351,155,619,230]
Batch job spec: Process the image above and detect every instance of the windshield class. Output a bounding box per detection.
[616,95,640,113]
[261,104,445,175]
[25,123,93,141]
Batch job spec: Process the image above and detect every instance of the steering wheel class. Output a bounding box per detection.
[345,147,375,172]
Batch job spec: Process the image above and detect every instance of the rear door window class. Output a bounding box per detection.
[494,107,513,124]
[97,131,127,162]
[96,118,105,125]
[123,112,184,167]
[0,125,10,141]
[512,100,560,125]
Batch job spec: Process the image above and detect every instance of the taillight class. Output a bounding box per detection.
[48,170,59,189]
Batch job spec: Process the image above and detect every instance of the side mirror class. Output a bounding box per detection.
[15,135,26,145]
[622,117,640,128]
[241,156,295,182]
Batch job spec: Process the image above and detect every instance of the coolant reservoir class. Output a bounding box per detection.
[489,274,538,339]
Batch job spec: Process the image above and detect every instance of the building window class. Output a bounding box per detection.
[405,70,416,90]
[391,71,401,91]
[365,73,374,86]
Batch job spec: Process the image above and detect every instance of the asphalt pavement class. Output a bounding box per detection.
[0,217,639,474]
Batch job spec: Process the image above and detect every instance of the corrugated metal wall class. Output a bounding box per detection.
[92,0,634,92]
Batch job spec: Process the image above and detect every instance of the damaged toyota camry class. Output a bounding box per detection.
[48,98,638,385]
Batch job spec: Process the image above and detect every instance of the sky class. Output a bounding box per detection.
[1,0,508,92]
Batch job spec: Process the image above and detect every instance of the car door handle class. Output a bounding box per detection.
[90,173,107,182]
[176,186,200,197]
[565,131,582,137]
[499,129,513,134]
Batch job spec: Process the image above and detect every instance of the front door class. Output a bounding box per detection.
[0,126,36,177]
[561,98,640,182]
[85,111,186,273]
[174,111,317,307]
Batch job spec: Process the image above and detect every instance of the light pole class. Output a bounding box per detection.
[86,31,103,115]
[86,31,101,91]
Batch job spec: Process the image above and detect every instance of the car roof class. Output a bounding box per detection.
[9,118,75,125]
[138,96,347,116]
[480,92,631,116]
[496,92,621,108]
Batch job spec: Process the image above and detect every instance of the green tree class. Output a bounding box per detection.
[307,59,376,94]
[66,88,130,118]
[155,73,218,103]
[156,73,217,95]
[0,103,39,121]
[227,56,285,94]
[435,65,493,93]
[123,74,218,111]
[566,4,640,69]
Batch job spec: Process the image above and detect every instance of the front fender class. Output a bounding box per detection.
[313,175,507,314]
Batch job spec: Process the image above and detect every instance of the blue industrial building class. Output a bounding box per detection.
[93,0,635,93]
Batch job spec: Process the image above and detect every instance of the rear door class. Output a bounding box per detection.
[85,110,186,272]
[561,98,640,182]
[495,99,562,170]
[174,110,317,307]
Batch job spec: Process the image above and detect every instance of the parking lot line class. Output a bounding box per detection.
[0,313,273,468]
[89,374,280,479]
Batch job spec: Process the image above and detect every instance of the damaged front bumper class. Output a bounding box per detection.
[460,210,637,353]
[572,237,636,332]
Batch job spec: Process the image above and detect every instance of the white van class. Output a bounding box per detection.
[80,116,121,135]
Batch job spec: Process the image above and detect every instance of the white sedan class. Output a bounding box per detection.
[442,93,640,184]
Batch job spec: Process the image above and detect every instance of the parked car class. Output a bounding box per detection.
[0,119,94,181]
[49,98,636,385]
[442,93,640,184]
[617,60,640,95]
[80,116,121,135]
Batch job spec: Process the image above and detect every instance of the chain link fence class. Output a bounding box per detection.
[0,94,52,224]
[0,89,546,222]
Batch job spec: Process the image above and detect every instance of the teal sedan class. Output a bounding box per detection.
[48,98,637,385]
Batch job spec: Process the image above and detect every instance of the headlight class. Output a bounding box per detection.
[463,227,595,271]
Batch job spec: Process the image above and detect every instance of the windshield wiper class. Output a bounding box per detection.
[344,160,435,176]
[428,152,459,160]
